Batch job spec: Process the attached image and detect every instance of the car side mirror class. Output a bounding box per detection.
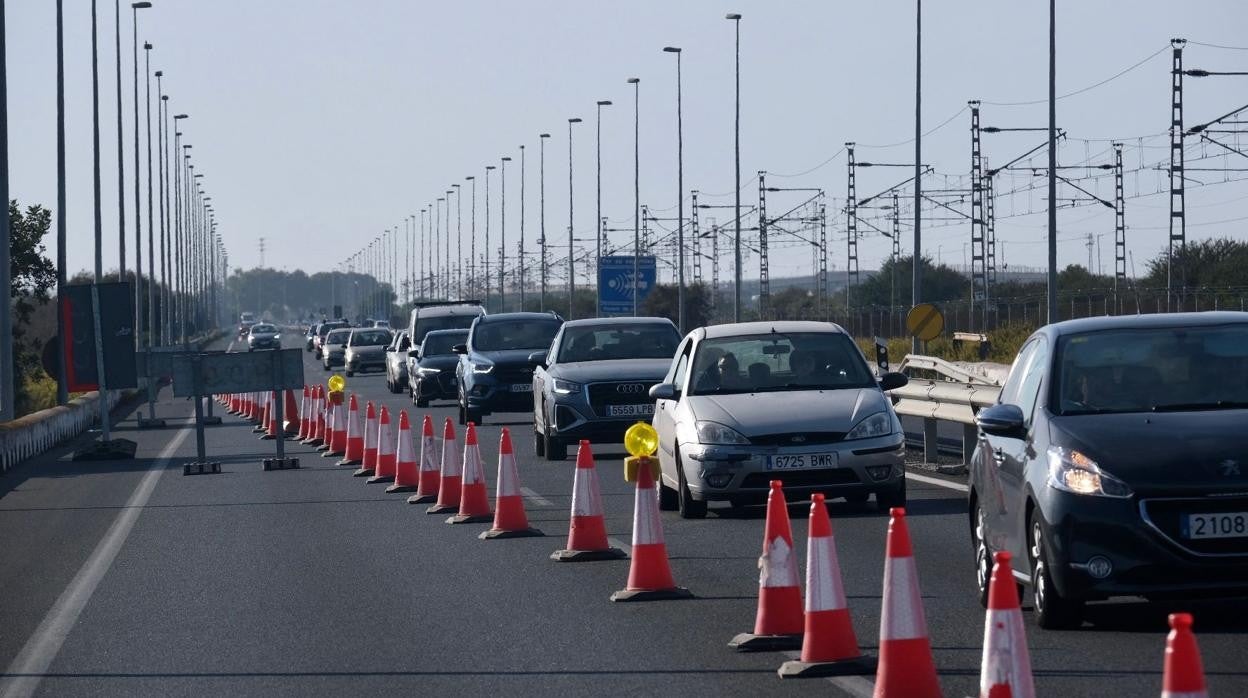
[976,403,1026,438]
[407,349,419,359]
[452,344,467,355]
[527,350,548,368]
[878,371,908,391]
[649,383,678,401]
[384,346,393,352]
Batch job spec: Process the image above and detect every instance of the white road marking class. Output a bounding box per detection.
[0,423,192,698]
[906,470,969,493]
[780,651,876,696]
[521,487,554,507]
[607,536,632,554]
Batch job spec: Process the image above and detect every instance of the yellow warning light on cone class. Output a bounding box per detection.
[624,422,660,483]
[327,374,345,393]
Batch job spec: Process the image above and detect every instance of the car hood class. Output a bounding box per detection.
[347,345,386,355]
[552,358,672,383]
[685,388,887,436]
[250,333,277,340]
[472,348,542,368]
[418,355,459,371]
[1050,410,1248,494]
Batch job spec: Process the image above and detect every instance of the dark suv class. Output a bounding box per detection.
[455,312,563,425]
[969,312,1248,629]
[411,329,468,407]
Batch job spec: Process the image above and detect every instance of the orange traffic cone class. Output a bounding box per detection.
[283,389,300,435]
[368,407,396,483]
[303,387,325,446]
[407,415,441,504]
[338,394,364,466]
[355,401,379,476]
[426,419,462,514]
[551,440,626,562]
[978,550,1034,698]
[324,395,347,457]
[779,493,874,678]
[874,507,941,698]
[730,480,804,652]
[448,423,492,523]
[246,392,259,423]
[387,410,419,494]
[609,456,691,601]
[1162,613,1207,698]
[260,391,279,439]
[481,428,543,538]
[254,392,270,433]
[296,387,310,440]
[316,390,334,451]
[230,393,242,415]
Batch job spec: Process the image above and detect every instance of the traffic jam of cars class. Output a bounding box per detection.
[290,301,1248,632]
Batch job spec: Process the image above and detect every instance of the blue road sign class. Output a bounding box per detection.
[598,255,657,315]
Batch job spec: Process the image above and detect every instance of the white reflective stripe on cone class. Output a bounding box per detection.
[396,427,413,462]
[980,607,1035,698]
[462,445,483,484]
[497,453,521,497]
[571,467,604,517]
[440,436,462,477]
[880,556,928,641]
[377,423,394,456]
[632,485,664,546]
[1162,692,1209,698]
[759,536,800,588]
[419,436,438,472]
[805,535,848,612]
[363,416,377,450]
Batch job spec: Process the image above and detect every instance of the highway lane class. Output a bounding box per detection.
[1,332,1245,696]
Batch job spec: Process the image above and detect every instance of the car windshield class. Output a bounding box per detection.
[557,324,681,363]
[472,320,561,352]
[251,324,276,334]
[326,330,351,345]
[1055,324,1248,416]
[319,322,345,337]
[350,329,392,347]
[414,313,479,343]
[422,331,468,356]
[688,332,875,395]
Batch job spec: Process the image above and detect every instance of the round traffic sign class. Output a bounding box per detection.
[906,303,945,342]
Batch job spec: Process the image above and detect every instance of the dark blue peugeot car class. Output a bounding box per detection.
[970,312,1248,628]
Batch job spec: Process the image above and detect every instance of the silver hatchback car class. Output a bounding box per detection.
[649,321,909,518]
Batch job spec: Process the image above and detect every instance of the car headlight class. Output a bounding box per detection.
[472,363,494,374]
[553,379,581,396]
[417,367,441,376]
[845,412,892,440]
[273,334,280,340]
[695,420,750,445]
[1046,446,1132,498]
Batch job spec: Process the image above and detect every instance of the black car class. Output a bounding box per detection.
[455,312,563,425]
[410,329,468,407]
[969,312,1248,629]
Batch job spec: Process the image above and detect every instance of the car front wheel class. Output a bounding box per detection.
[973,502,991,608]
[533,428,546,457]
[1029,512,1084,629]
[875,477,907,511]
[676,452,707,519]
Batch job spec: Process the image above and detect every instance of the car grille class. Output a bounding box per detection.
[587,382,657,406]
[741,469,860,489]
[1140,497,1248,557]
[749,432,846,447]
[493,367,533,384]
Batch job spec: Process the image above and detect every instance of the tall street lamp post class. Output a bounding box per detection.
[726,13,742,322]
[663,46,685,332]
[466,176,475,297]
[485,165,495,309]
[538,134,549,311]
[500,156,511,309]
[627,78,640,316]
[567,118,582,319]
[129,1,151,349]
[595,100,611,317]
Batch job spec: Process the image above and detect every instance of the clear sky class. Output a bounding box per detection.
[6,0,1247,285]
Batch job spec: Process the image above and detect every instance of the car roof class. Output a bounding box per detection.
[423,328,468,338]
[698,320,849,339]
[414,304,486,318]
[1039,311,1248,339]
[561,316,675,329]
[476,311,563,323]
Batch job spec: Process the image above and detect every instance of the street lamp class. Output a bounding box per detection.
[538,134,550,311]
[452,183,462,299]
[466,176,475,298]
[518,146,526,309]
[142,40,155,355]
[567,118,582,319]
[726,12,742,322]
[627,78,640,316]
[595,99,611,317]
[663,46,685,332]
[129,1,151,350]
[501,156,511,310]
[485,164,496,309]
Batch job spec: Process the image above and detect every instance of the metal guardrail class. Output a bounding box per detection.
[890,354,1005,465]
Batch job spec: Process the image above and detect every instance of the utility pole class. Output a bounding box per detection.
[969,101,987,332]
[1167,38,1187,311]
[1113,142,1126,310]
[845,145,859,331]
[518,147,525,309]
[691,191,702,285]
[0,0,13,418]
[539,134,549,311]
[1046,0,1058,324]
[820,202,829,321]
[912,0,923,352]
[891,191,901,331]
[757,172,769,319]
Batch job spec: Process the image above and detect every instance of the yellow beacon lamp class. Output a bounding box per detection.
[327,374,346,405]
[623,421,660,483]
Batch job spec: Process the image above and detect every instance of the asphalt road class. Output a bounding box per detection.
[2,332,1246,696]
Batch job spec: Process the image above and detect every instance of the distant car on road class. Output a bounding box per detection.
[343,327,393,377]
[313,321,347,359]
[406,302,485,347]
[411,329,468,407]
[649,321,909,519]
[247,323,280,351]
[969,312,1248,629]
[321,327,353,371]
[531,316,681,460]
[455,312,562,425]
[305,324,319,352]
[385,330,412,393]
[372,320,391,329]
